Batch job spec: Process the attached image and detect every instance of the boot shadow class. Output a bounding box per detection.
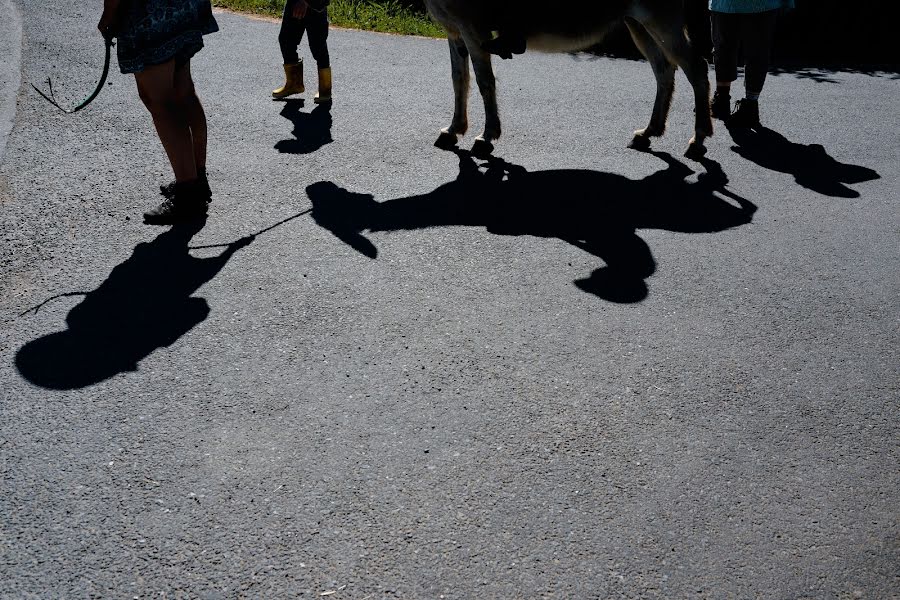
[275,99,333,155]
[308,150,757,303]
[727,125,880,198]
[15,219,253,390]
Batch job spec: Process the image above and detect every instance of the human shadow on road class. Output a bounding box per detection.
[15,219,253,390]
[727,125,880,198]
[275,99,333,155]
[308,150,756,303]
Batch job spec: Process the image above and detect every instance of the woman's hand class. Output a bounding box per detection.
[292,0,309,19]
[97,0,122,40]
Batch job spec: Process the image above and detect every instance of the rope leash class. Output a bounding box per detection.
[31,36,114,114]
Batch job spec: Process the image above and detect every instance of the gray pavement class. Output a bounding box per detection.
[1,3,898,598]
[0,0,22,165]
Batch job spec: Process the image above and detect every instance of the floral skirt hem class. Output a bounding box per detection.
[118,28,214,74]
[116,0,219,74]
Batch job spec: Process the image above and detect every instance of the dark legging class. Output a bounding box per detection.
[711,10,779,95]
[279,2,330,67]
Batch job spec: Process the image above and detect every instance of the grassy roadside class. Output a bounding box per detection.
[214,0,446,38]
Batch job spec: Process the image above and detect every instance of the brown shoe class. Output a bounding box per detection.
[160,171,211,199]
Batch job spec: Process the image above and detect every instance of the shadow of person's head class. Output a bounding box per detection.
[307,181,379,258]
[728,125,880,198]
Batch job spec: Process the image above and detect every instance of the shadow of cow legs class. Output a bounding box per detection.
[308,150,756,303]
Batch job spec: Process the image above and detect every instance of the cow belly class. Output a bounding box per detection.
[526,29,612,53]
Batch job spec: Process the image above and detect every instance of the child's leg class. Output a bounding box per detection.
[278,3,307,64]
[740,10,778,100]
[307,9,331,103]
[274,6,308,98]
[173,59,207,176]
[135,59,197,183]
[306,8,330,69]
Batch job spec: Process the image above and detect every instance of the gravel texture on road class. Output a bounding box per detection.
[1,3,898,598]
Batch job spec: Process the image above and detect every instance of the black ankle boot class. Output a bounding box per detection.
[711,89,731,120]
[144,180,209,225]
[730,98,760,129]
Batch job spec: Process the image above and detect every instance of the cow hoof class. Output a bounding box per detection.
[684,142,707,160]
[471,138,494,159]
[435,131,459,150]
[628,135,652,151]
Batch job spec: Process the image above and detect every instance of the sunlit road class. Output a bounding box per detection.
[1,2,897,597]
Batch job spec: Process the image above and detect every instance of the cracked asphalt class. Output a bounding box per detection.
[1,1,898,597]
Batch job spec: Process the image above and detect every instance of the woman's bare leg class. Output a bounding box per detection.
[135,59,197,183]
[173,59,207,174]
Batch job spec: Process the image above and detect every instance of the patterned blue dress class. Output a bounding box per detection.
[117,0,219,74]
[709,0,794,13]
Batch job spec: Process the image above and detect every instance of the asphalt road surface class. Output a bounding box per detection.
[1,2,898,597]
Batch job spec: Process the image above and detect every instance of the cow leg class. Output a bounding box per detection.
[466,42,501,158]
[625,18,675,152]
[436,36,471,149]
[637,17,713,159]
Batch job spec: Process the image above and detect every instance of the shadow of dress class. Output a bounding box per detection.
[15,222,251,390]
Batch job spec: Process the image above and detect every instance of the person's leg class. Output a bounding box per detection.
[173,59,207,177]
[165,57,214,202]
[307,9,330,68]
[711,12,739,90]
[307,8,332,103]
[731,10,778,128]
[135,59,197,183]
[710,11,739,119]
[741,10,778,100]
[136,60,208,223]
[274,3,307,98]
[278,2,304,65]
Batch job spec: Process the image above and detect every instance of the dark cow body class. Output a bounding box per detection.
[424,0,712,159]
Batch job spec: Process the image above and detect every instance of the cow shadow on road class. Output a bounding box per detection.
[727,125,880,198]
[275,99,333,155]
[15,219,253,390]
[308,149,757,303]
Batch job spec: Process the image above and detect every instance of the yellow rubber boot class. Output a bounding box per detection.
[314,67,332,104]
[272,61,304,99]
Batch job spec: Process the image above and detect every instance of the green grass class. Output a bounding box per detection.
[214,0,447,38]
